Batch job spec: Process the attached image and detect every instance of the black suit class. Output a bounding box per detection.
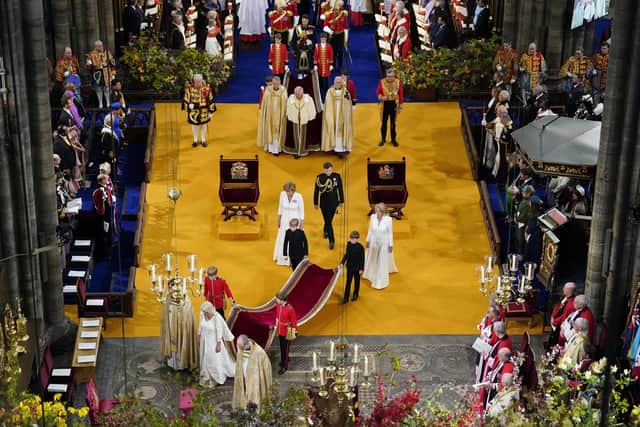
[474,8,491,39]
[283,229,309,270]
[566,82,584,117]
[123,4,144,39]
[313,172,344,244]
[341,241,365,301]
[57,109,76,128]
[524,93,548,124]
[169,24,186,50]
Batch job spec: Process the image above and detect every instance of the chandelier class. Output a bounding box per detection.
[146,253,204,306]
[478,254,536,305]
[309,340,372,410]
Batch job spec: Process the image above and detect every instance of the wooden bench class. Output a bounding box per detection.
[72,317,103,384]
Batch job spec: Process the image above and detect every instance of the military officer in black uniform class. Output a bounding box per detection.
[313,162,344,250]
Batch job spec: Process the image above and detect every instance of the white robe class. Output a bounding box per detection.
[199,312,236,386]
[363,214,397,289]
[238,0,268,38]
[352,0,368,13]
[273,191,305,265]
[205,26,222,56]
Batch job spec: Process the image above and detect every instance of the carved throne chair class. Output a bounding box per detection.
[367,157,408,219]
[219,155,260,221]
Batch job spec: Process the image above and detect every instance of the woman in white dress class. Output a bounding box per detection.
[274,182,305,265]
[198,301,236,386]
[363,203,397,289]
[205,11,222,57]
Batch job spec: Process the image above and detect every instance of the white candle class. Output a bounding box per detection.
[164,253,172,272]
[329,340,335,361]
[353,344,359,363]
[350,366,356,387]
[486,255,493,273]
[480,265,486,283]
[182,277,187,294]
[364,355,369,376]
[518,276,526,293]
[312,352,318,371]
[319,367,325,385]
[187,255,197,273]
[148,264,157,282]
[509,254,518,272]
[198,268,205,285]
[496,276,502,292]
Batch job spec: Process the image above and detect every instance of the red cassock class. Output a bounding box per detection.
[270,10,294,32]
[314,43,334,77]
[203,277,234,310]
[275,303,297,336]
[550,296,575,329]
[482,334,513,380]
[346,79,357,103]
[92,186,112,215]
[269,43,289,74]
[393,37,411,60]
[559,307,596,345]
[479,360,514,407]
[391,16,410,42]
[325,9,349,33]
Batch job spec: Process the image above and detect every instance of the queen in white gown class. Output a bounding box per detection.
[363,203,398,289]
[199,301,236,386]
[274,182,305,265]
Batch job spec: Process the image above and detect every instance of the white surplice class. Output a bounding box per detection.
[199,312,236,386]
[273,191,305,265]
[363,214,397,289]
[238,0,268,38]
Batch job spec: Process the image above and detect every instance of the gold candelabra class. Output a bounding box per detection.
[309,340,371,407]
[477,254,536,304]
[3,299,29,357]
[147,253,205,306]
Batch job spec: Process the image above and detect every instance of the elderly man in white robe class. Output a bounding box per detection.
[286,86,317,158]
[321,76,353,156]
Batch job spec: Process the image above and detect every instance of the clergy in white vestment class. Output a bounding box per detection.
[238,0,269,42]
[257,76,288,155]
[363,203,398,289]
[286,86,317,157]
[274,181,305,265]
[198,301,236,386]
[321,76,353,155]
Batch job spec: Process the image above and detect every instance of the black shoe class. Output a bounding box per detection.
[324,232,329,239]
[351,296,358,301]
[391,140,399,147]
[329,241,334,250]
[342,298,349,304]
[192,141,198,147]
[294,154,300,159]
[378,141,386,146]
[278,368,287,375]
[201,141,208,147]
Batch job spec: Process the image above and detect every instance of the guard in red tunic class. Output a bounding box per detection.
[268,33,289,82]
[314,32,334,96]
[182,73,216,147]
[92,174,113,260]
[203,266,235,319]
[591,41,609,101]
[376,68,404,146]
[323,0,349,71]
[269,1,294,46]
[286,0,299,25]
[275,291,297,374]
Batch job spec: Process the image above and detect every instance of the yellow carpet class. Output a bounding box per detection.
[73,102,526,338]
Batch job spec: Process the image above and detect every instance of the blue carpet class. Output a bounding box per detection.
[216,25,381,103]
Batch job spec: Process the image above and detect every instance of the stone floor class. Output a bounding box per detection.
[68,334,543,420]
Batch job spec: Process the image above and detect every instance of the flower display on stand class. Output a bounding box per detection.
[121,32,231,96]
[392,38,500,97]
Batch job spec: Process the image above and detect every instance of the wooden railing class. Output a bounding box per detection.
[479,180,502,260]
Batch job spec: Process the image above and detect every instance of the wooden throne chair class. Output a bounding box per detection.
[367,157,408,219]
[219,155,260,221]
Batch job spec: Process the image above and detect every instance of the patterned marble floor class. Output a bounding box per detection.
[69,334,543,419]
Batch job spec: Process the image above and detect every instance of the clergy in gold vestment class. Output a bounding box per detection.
[232,334,273,410]
[321,76,353,154]
[286,86,317,157]
[160,295,198,370]
[257,76,289,155]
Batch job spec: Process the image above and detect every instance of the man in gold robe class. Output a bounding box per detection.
[160,294,198,370]
[232,334,273,410]
[321,76,353,155]
[257,76,288,156]
[286,86,317,158]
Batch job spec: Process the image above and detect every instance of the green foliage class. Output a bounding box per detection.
[392,38,500,94]
[121,32,231,95]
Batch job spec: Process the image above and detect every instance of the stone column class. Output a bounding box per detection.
[50,0,72,57]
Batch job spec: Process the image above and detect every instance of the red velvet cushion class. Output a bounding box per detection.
[370,190,407,204]
[221,188,257,204]
[504,302,533,317]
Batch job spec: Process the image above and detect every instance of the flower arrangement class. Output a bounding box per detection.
[392,38,500,95]
[121,32,231,95]
[8,393,89,427]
